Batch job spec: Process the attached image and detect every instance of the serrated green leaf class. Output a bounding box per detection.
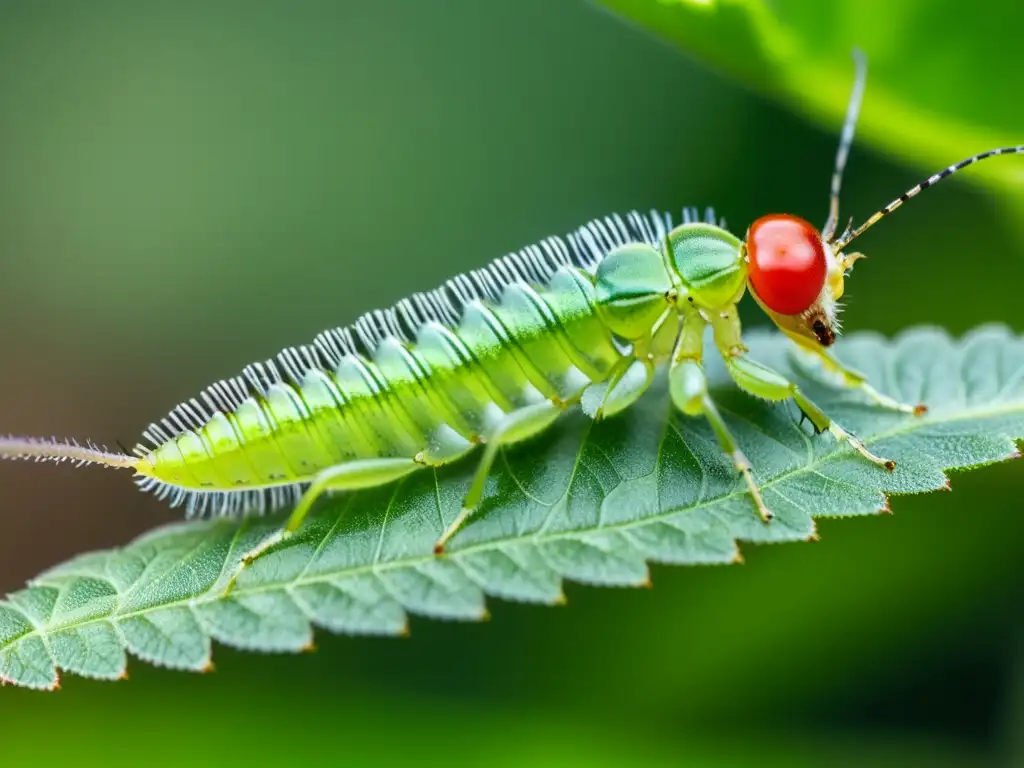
[2,326,1022,689]
[596,0,1024,199]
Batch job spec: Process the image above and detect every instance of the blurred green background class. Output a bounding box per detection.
[0,0,1021,764]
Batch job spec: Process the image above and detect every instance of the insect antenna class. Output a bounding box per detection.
[822,49,868,242]
[833,145,1024,250]
[0,435,139,470]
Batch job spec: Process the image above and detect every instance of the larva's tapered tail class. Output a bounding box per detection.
[0,435,139,470]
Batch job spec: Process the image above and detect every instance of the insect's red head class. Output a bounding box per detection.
[745,213,854,347]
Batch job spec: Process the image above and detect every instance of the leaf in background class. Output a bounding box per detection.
[2,325,1022,689]
[596,0,1024,199]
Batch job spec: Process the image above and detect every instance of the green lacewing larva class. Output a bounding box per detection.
[2,53,1022,588]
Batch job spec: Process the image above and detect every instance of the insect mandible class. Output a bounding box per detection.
[2,53,1022,591]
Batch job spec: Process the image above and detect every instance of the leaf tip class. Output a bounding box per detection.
[552,591,568,606]
[200,660,216,675]
[732,549,745,565]
[119,669,130,681]
[480,607,492,622]
[879,497,893,514]
[398,620,411,638]
[805,520,820,542]
[301,640,318,654]
[638,576,653,589]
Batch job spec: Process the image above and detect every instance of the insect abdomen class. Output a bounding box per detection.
[136,263,626,515]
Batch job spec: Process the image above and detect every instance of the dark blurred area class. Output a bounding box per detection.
[0,1,1021,765]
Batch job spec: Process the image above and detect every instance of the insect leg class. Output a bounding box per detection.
[669,356,773,522]
[434,399,564,554]
[787,339,927,415]
[580,356,655,420]
[224,457,423,593]
[723,354,896,471]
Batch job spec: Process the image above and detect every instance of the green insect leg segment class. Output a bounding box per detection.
[724,355,895,470]
[786,335,926,415]
[580,356,654,420]
[227,456,426,592]
[434,399,565,554]
[668,313,773,522]
[710,316,896,472]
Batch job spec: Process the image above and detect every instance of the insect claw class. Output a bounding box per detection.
[829,423,894,470]
[434,505,474,554]
[733,452,773,523]
[913,403,928,416]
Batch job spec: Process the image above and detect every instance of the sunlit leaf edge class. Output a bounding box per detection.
[595,0,1024,198]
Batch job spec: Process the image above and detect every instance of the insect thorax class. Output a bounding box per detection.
[666,223,746,309]
[593,221,746,343]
